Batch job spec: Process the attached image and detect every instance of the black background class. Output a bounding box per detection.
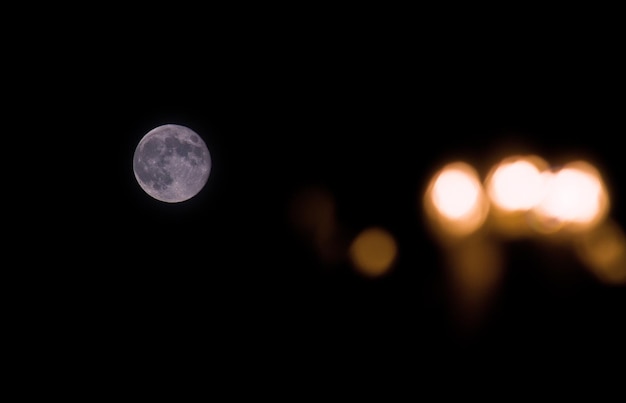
[12,7,625,386]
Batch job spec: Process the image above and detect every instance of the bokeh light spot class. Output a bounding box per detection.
[432,169,480,219]
[486,156,550,212]
[532,161,609,233]
[424,162,489,238]
[575,220,626,285]
[349,227,398,278]
[289,185,347,264]
[289,186,336,243]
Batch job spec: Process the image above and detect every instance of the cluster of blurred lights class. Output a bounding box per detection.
[423,154,625,286]
[425,156,610,237]
[288,152,624,333]
[288,153,624,290]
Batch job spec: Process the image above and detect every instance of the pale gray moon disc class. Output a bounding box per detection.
[133,124,212,203]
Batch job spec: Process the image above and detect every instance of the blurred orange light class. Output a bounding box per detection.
[424,162,489,237]
[349,227,398,278]
[444,236,504,331]
[289,186,336,239]
[575,220,626,285]
[432,168,480,219]
[288,186,348,263]
[532,161,609,232]
[486,156,550,212]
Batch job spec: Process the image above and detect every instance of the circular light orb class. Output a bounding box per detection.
[575,220,626,285]
[432,168,480,219]
[486,156,550,212]
[532,161,609,232]
[349,227,398,278]
[133,124,212,203]
[424,162,489,237]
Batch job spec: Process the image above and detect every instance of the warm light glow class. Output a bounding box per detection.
[349,227,398,278]
[537,170,600,222]
[486,156,550,212]
[432,169,480,219]
[424,162,489,237]
[532,161,609,232]
[575,220,626,285]
[444,236,504,330]
[289,186,336,242]
[289,186,346,263]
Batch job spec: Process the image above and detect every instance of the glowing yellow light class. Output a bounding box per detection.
[538,170,600,222]
[424,162,489,237]
[532,161,609,232]
[486,156,550,212]
[349,227,398,278]
[432,169,480,219]
[575,220,626,285]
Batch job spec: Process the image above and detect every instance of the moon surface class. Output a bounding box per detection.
[133,124,211,203]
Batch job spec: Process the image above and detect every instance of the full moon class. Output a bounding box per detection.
[133,124,212,203]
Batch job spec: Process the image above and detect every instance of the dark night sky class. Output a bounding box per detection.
[112,41,624,357]
[12,8,625,384]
